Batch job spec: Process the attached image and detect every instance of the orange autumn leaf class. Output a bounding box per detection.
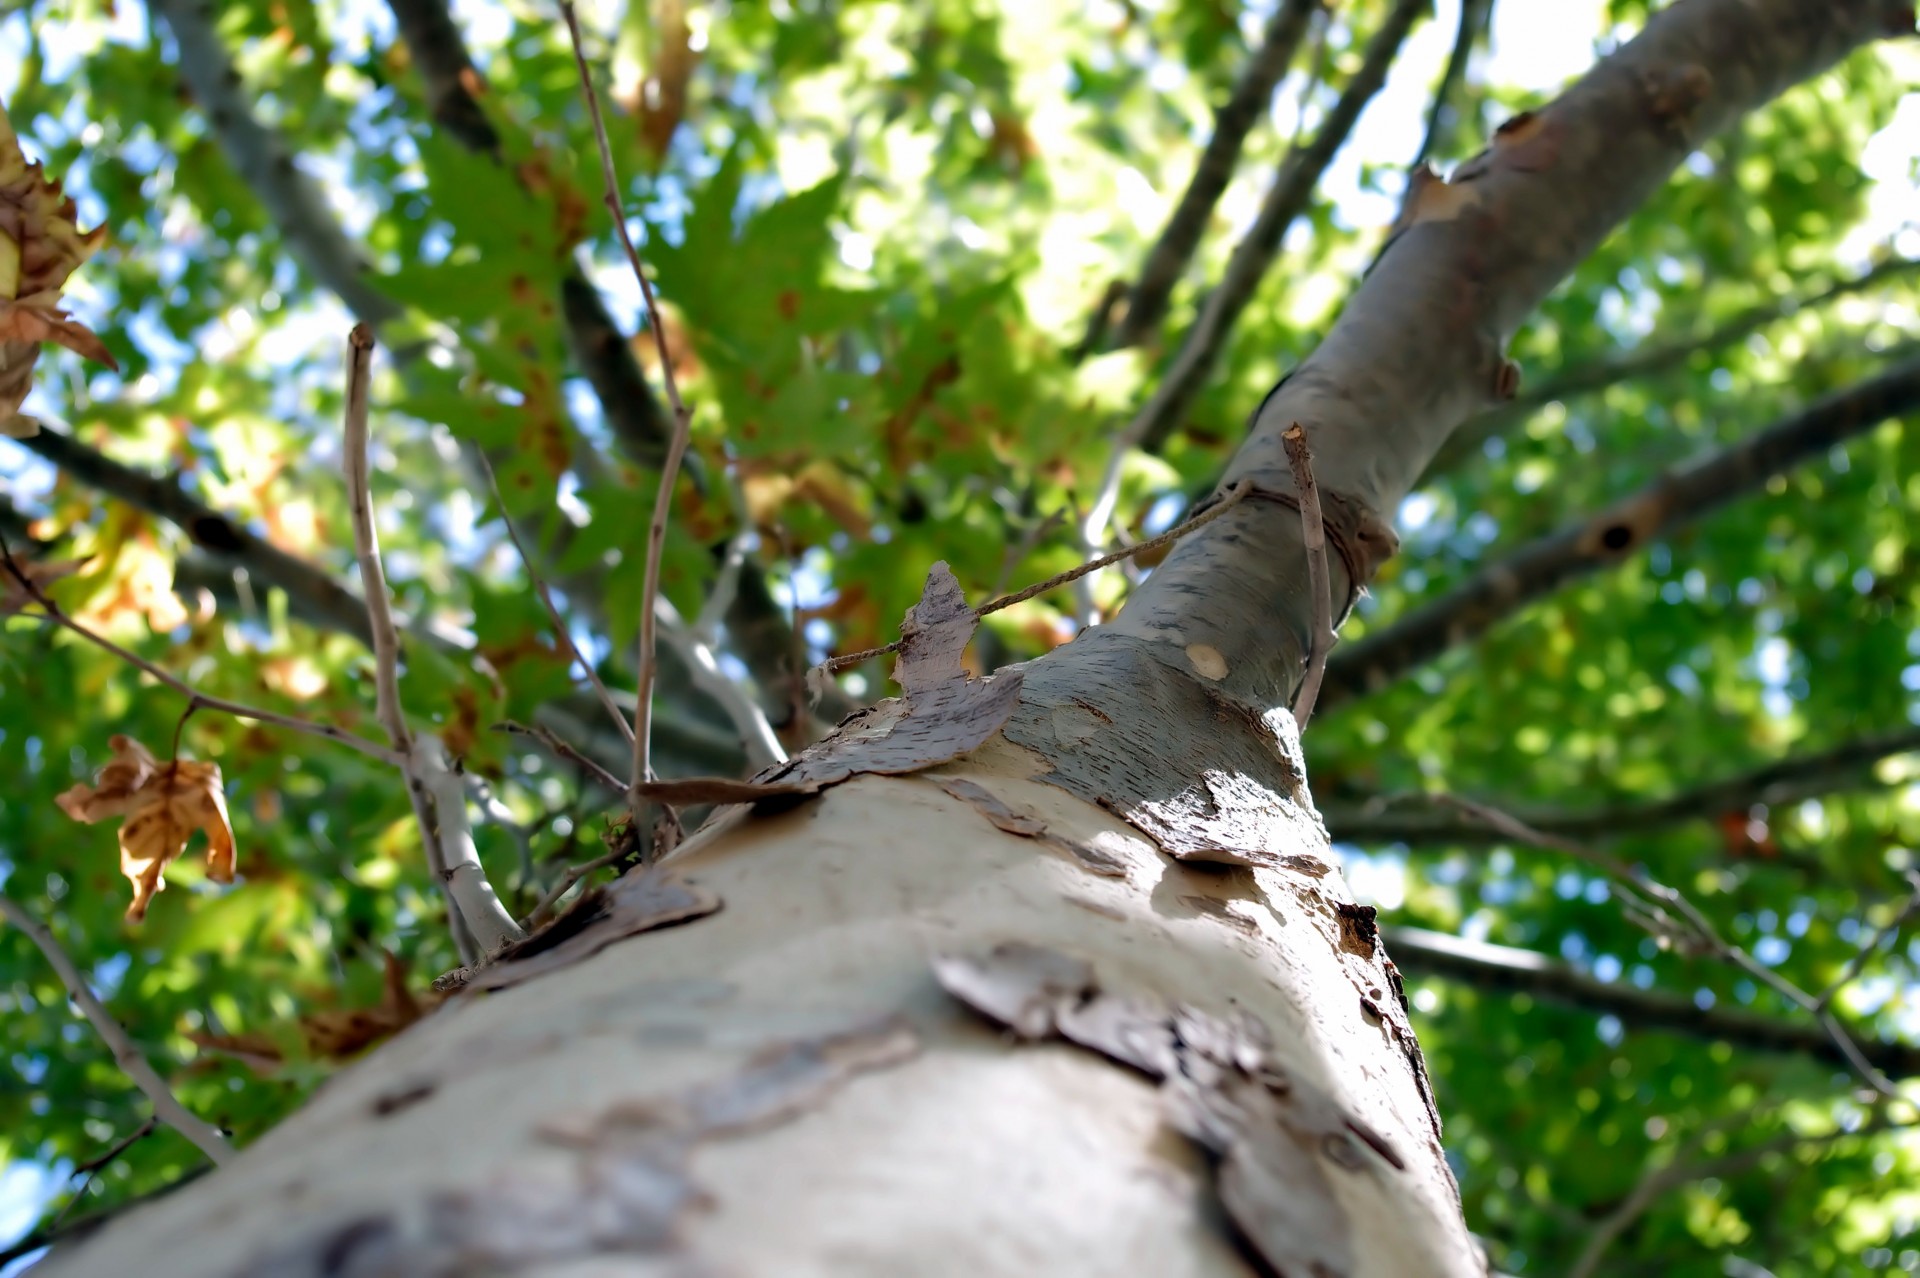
[0,99,116,438]
[55,735,236,922]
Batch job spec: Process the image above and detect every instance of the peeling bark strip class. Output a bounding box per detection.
[1321,355,1920,706]
[929,775,1131,877]
[241,1019,919,1276]
[936,942,1403,1275]
[435,869,719,993]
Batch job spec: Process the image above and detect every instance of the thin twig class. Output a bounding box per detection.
[495,720,630,795]
[341,326,505,963]
[521,846,626,931]
[1815,872,1920,1011]
[820,480,1254,675]
[478,452,633,743]
[558,0,694,795]
[48,1119,159,1235]
[1566,1113,1898,1278]
[1281,424,1333,729]
[0,531,402,768]
[1437,795,1900,1100]
[0,894,230,1165]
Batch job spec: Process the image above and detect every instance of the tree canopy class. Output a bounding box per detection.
[1,1,1917,1274]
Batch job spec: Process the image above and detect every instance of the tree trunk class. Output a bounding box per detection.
[42,1,1908,1274]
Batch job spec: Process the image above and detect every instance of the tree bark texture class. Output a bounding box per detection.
[46,1,1911,1274]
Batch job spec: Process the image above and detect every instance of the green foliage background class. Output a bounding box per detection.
[1,1,1917,1273]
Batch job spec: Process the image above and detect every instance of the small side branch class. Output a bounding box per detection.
[1323,726,1920,846]
[558,1,695,797]
[1323,355,1920,709]
[0,531,402,767]
[342,328,521,958]
[0,894,231,1166]
[1108,0,1322,350]
[1411,0,1492,168]
[1427,255,1920,477]
[1384,925,1920,1078]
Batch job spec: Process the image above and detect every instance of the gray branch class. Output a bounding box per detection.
[1325,727,1920,845]
[1322,354,1920,708]
[1385,925,1920,1077]
[1131,0,1427,454]
[1428,255,1920,476]
[1107,0,1321,350]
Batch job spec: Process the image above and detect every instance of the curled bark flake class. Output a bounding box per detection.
[934,942,1404,1275]
[437,869,720,994]
[1333,901,1380,960]
[763,563,1026,789]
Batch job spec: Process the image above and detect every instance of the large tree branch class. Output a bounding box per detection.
[1129,0,1426,454]
[1011,0,1909,881]
[1385,924,1920,1077]
[1324,727,1920,845]
[1428,254,1920,475]
[1321,355,1920,708]
[1106,0,1321,351]
[1411,0,1492,168]
[150,0,401,328]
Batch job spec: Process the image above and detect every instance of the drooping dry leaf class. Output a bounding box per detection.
[0,99,116,434]
[56,734,236,921]
[0,553,84,615]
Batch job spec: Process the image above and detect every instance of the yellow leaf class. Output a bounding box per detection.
[55,735,237,922]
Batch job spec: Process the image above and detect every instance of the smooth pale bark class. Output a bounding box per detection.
[46,1,1911,1274]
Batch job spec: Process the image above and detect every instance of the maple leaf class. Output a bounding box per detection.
[0,98,116,435]
[56,735,236,922]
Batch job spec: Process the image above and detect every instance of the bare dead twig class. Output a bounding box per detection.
[1281,423,1334,729]
[46,1119,158,1234]
[1436,794,1900,1101]
[478,453,633,744]
[343,327,519,960]
[0,530,403,768]
[818,479,1254,676]
[495,720,629,795]
[0,895,230,1165]
[1815,871,1920,1012]
[558,1,694,797]
[521,846,627,931]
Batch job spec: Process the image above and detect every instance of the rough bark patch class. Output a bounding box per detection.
[638,564,1026,807]
[1006,634,1330,871]
[238,1019,919,1277]
[934,940,1405,1276]
[436,869,721,994]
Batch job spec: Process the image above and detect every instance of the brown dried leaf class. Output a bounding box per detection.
[0,101,116,427]
[56,735,236,922]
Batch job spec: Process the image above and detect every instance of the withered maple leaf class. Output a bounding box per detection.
[0,98,116,438]
[56,734,236,922]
